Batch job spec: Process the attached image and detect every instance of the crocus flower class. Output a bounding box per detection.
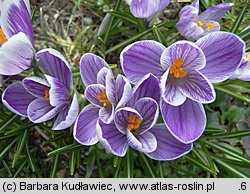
[230,52,250,81]
[0,0,35,76]
[73,53,132,145]
[176,0,234,40]
[125,0,170,21]
[121,31,245,143]
[97,74,192,160]
[2,49,79,130]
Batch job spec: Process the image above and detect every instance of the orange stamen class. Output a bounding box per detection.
[44,89,50,101]
[246,52,250,60]
[169,58,187,78]
[197,21,216,31]
[127,114,143,132]
[0,28,7,45]
[96,88,111,107]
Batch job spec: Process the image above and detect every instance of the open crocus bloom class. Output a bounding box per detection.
[0,0,34,76]
[97,74,193,159]
[176,0,233,40]
[2,49,79,130]
[73,53,132,145]
[230,52,250,81]
[125,0,170,21]
[121,31,245,143]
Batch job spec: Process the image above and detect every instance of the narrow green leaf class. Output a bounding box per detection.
[169,163,200,177]
[231,4,248,33]
[204,128,227,134]
[13,160,27,178]
[185,156,216,174]
[48,143,83,156]
[203,129,250,139]
[50,154,59,178]
[239,27,250,41]
[26,142,35,172]
[5,123,36,135]
[215,85,250,104]
[113,156,122,168]
[138,152,156,178]
[85,147,96,178]
[12,129,29,168]
[70,151,76,176]
[114,159,122,178]
[105,20,177,54]
[108,11,137,25]
[2,160,12,177]
[212,156,249,178]
[96,155,104,178]
[103,0,122,44]
[202,140,250,165]
[153,25,167,46]
[0,138,18,160]
[0,114,18,132]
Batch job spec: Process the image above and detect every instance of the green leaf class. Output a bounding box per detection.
[203,129,250,139]
[202,140,250,165]
[50,154,59,178]
[48,143,83,156]
[2,160,12,177]
[138,152,156,178]
[153,26,167,46]
[231,3,248,33]
[108,11,137,25]
[239,27,250,41]
[12,129,29,168]
[0,114,18,132]
[0,138,18,160]
[13,160,27,178]
[26,142,35,172]
[70,151,76,176]
[212,156,249,178]
[105,20,177,55]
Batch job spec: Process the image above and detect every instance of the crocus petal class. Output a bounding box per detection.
[2,82,35,117]
[161,40,206,71]
[73,104,99,145]
[127,130,157,153]
[179,21,204,41]
[161,99,206,144]
[199,3,234,21]
[105,71,116,104]
[179,70,216,104]
[27,99,63,123]
[99,105,115,124]
[158,0,170,11]
[191,0,199,9]
[80,53,109,86]
[35,48,73,90]
[116,75,132,109]
[85,84,106,108]
[52,93,79,130]
[45,75,70,107]
[1,0,34,43]
[235,59,250,81]
[97,120,128,157]
[129,0,160,19]
[22,76,50,99]
[127,73,160,106]
[134,97,159,134]
[97,67,110,86]
[114,107,142,135]
[176,5,199,36]
[120,40,165,84]
[0,32,34,75]
[197,32,245,83]
[146,124,193,161]
[160,70,186,106]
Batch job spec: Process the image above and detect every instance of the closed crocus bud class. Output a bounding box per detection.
[125,0,170,21]
[97,13,111,37]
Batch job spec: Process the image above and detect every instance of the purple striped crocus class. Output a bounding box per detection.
[97,74,192,159]
[73,54,132,145]
[176,0,233,40]
[125,0,170,21]
[2,49,79,130]
[121,31,245,144]
[0,0,35,76]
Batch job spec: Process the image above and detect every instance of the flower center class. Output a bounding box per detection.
[96,88,111,107]
[169,58,187,78]
[246,52,250,60]
[127,114,143,132]
[197,21,216,31]
[0,28,7,45]
[44,89,50,101]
